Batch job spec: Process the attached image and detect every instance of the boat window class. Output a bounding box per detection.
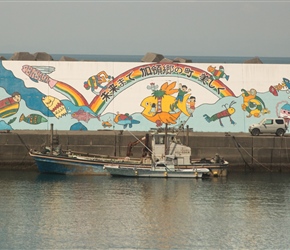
[155,136,165,144]
[165,157,174,164]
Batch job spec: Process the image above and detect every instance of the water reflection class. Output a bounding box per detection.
[0,171,290,249]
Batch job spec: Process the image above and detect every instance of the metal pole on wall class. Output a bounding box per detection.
[50,123,53,155]
[186,125,189,146]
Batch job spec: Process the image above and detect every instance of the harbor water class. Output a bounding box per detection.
[1,170,290,249]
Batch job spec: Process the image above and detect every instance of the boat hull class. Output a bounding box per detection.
[30,150,228,177]
[30,152,107,175]
[193,165,228,177]
[191,161,229,177]
[104,165,210,178]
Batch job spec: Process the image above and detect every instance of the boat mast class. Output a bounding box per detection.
[164,123,168,155]
[50,123,53,155]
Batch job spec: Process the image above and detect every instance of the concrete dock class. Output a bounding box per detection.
[1,129,290,172]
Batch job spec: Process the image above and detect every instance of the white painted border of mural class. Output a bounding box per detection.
[1,61,290,132]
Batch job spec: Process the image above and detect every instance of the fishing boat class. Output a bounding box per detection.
[104,128,229,178]
[29,124,142,175]
[29,148,146,175]
[29,149,107,175]
[29,125,228,176]
[104,156,211,178]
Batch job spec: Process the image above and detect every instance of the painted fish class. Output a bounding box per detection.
[114,112,140,129]
[19,114,48,124]
[42,95,67,118]
[140,82,189,126]
[71,109,97,123]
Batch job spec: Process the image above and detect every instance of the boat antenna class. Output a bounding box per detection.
[165,115,192,154]
[175,115,191,137]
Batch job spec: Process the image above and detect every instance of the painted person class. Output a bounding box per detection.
[149,103,157,115]
[171,83,191,111]
[187,96,196,116]
[176,83,191,102]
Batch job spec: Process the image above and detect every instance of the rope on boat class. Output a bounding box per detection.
[14,132,30,152]
[278,136,290,170]
[231,136,272,172]
[11,132,32,167]
[283,136,289,164]
[231,136,252,170]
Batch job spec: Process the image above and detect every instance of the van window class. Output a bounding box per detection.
[264,119,273,125]
[276,119,284,124]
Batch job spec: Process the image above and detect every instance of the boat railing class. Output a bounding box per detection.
[33,146,143,162]
[65,149,142,161]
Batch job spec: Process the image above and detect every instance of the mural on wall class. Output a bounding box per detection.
[0,61,290,132]
[203,101,236,127]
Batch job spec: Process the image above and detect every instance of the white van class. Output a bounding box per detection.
[249,118,288,136]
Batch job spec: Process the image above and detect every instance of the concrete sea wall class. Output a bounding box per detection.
[1,130,290,173]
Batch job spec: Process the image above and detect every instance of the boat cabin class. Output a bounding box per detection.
[151,132,191,165]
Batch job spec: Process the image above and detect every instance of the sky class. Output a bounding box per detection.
[1,0,290,58]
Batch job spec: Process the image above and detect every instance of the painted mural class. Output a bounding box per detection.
[0,61,290,132]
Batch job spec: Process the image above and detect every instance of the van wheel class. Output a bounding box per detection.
[251,128,260,136]
[276,128,285,136]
